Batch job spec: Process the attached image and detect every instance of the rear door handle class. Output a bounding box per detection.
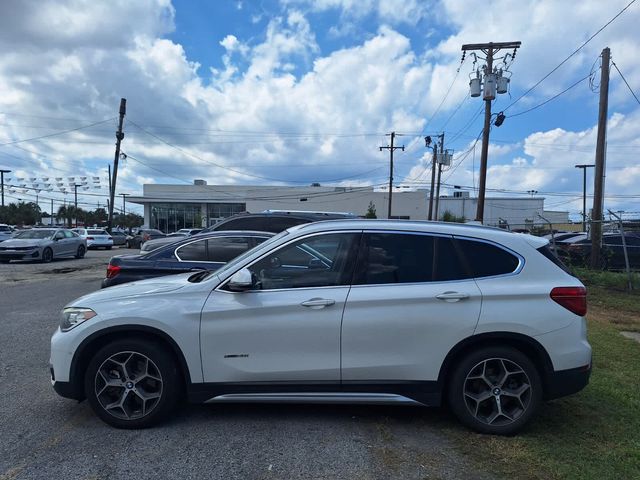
[301,298,335,309]
[436,292,470,302]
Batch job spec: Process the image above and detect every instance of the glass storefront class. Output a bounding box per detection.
[206,203,246,226]
[150,203,246,232]
[151,203,202,233]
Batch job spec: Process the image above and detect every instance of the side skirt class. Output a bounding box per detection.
[187,381,442,407]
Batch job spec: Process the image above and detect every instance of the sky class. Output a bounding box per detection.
[0,0,639,219]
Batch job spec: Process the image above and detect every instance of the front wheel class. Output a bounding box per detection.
[42,247,53,263]
[448,347,542,435]
[84,339,181,429]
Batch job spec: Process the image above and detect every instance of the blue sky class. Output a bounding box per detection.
[0,0,639,219]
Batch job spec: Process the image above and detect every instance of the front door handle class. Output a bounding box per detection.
[301,298,335,309]
[436,291,470,302]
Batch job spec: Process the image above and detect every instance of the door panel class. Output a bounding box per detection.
[200,287,349,382]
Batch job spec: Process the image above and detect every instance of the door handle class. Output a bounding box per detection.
[301,298,335,309]
[436,292,470,302]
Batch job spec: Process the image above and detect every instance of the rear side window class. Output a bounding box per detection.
[536,244,571,274]
[207,237,251,263]
[215,217,271,232]
[176,239,208,261]
[269,217,310,233]
[353,233,470,285]
[455,238,520,278]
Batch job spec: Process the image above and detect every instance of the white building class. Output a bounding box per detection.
[128,181,566,232]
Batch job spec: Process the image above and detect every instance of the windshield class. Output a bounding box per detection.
[208,230,290,279]
[14,230,55,239]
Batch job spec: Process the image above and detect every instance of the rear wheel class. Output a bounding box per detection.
[42,247,53,263]
[75,245,86,259]
[84,339,181,429]
[106,246,112,250]
[448,346,542,435]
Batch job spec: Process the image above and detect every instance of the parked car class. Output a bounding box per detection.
[201,210,358,234]
[72,228,114,250]
[51,220,591,434]
[0,228,86,263]
[102,231,274,287]
[0,224,12,242]
[564,232,640,269]
[140,229,203,253]
[126,228,165,249]
[110,230,128,246]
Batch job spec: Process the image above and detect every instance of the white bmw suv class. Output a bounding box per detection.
[50,220,591,435]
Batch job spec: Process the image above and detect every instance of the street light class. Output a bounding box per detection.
[575,164,594,232]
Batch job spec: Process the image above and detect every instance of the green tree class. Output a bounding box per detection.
[0,201,41,225]
[441,210,466,223]
[365,201,377,219]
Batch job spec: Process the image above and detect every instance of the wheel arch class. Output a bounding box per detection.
[68,325,192,401]
[437,332,555,399]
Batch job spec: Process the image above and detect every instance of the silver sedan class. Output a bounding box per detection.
[0,228,87,263]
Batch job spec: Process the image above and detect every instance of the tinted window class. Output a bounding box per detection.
[455,238,520,277]
[603,235,622,246]
[354,233,469,285]
[215,217,271,232]
[176,239,208,261]
[248,233,359,290]
[207,237,251,263]
[64,230,75,238]
[146,229,164,236]
[269,216,310,233]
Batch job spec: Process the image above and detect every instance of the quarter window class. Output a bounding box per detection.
[455,238,520,278]
[248,233,359,290]
[353,233,470,285]
[207,237,251,263]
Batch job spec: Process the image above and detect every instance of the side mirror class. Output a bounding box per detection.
[227,268,254,292]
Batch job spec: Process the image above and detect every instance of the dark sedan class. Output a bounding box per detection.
[102,231,274,287]
[563,232,640,269]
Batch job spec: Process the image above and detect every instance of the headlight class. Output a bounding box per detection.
[60,307,97,332]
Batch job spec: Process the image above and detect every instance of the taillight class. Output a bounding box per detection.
[87,236,94,240]
[550,286,587,316]
[106,264,121,279]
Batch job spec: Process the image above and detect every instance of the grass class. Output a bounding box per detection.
[443,271,640,480]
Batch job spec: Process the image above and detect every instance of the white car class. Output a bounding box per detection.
[72,228,114,250]
[50,220,591,434]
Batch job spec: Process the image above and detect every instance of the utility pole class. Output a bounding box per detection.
[591,47,610,269]
[108,98,126,233]
[379,132,404,219]
[73,183,81,227]
[121,193,130,218]
[461,41,521,223]
[433,134,446,221]
[0,169,10,207]
[427,138,437,220]
[575,164,594,232]
[51,198,54,226]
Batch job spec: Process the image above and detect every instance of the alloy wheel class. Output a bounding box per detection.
[94,351,163,420]
[463,357,532,427]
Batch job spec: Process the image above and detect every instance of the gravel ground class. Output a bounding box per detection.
[0,258,494,480]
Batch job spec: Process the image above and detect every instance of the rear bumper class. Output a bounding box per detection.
[544,363,591,400]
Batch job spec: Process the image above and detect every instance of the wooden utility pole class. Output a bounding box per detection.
[379,132,404,219]
[0,169,10,207]
[108,98,126,233]
[591,48,610,269]
[428,141,437,220]
[461,41,521,223]
[433,134,446,220]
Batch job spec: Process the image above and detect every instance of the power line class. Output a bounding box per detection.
[0,118,116,146]
[504,0,637,111]
[508,73,591,118]
[612,61,640,105]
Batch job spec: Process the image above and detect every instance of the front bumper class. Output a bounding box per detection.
[0,248,40,260]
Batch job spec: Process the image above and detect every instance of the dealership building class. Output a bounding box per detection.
[128,181,568,232]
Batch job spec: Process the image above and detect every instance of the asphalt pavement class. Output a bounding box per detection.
[0,255,494,480]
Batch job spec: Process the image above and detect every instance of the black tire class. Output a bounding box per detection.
[42,247,53,263]
[75,245,86,259]
[0,259,9,264]
[448,346,542,435]
[126,240,133,249]
[84,338,181,429]
[106,246,112,250]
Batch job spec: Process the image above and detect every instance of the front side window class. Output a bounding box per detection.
[353,233,470,285]
[247,233,359,290]
[176,239,208,261]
